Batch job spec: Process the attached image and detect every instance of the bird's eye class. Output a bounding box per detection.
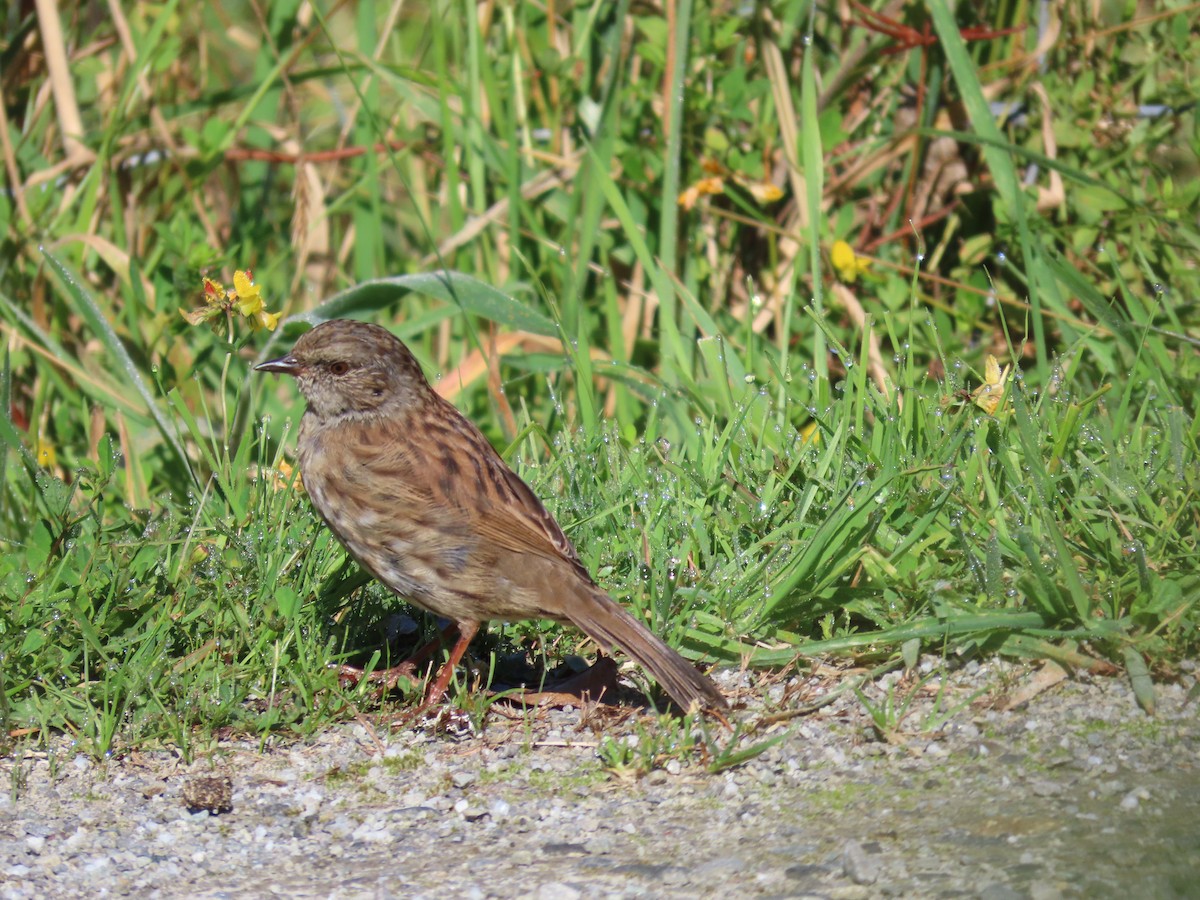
[330,361,350,376]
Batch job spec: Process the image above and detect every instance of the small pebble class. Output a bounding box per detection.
[535,882,581,900]
[843,838,879,885]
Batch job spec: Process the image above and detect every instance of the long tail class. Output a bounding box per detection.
[567,588,727,711]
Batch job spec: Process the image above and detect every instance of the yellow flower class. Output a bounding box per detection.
[733,174,783,203]
[678,167,783,210]
[236,270,280,331]
[183,269,280,331]
[678,176,725,210]
[181,277,229,326]
[831,240,871,283]
[278,460,305,493]
[971,355,1011,415]
[255,308,281,331]
[35,439,56,468]
[233,270,264,317]
[251,459,306,493]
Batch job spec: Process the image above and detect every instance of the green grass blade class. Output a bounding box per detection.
[40,247,194,484]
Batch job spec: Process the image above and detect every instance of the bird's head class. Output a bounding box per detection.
[256,319,431,420]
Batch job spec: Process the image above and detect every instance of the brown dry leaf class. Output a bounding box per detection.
[1031,83,1066,213]
[434,333,624,402]
[997,661,1069,712]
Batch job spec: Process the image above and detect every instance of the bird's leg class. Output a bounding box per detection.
[337,620,462,692]
[419,620,480,708]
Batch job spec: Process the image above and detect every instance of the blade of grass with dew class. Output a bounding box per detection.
[40,247,195,485]
[927,0,1067,366]
[0,290,150,422]
[589,148,690,378]
[658,0,692,280]
[755,475,896,627]
[0,344,10,524]
[748,610,1054,666]
[792,14,829,384]
[1009,384,1092,623]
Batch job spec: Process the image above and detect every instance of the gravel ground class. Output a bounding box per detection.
[2,659,1198,899]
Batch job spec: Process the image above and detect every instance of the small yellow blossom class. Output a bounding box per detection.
[971,355,1011,416]
[251,459,306,493]
[678,160,783,210]
[678,176,725,210]
[831,240,871,283]
[35,439,56,468]
[183,269,280,332]
[738,178,783,203]
[275,460,305,493]
[233,271,263,316]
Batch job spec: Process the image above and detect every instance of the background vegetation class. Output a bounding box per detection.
[1,0,1197,756]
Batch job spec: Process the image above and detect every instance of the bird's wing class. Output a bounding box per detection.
[470,442,586,567]
[356,401,591,577]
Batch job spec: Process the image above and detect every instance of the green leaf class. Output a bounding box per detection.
[272,272,559,341]
[25,520,53,571]
[1123,645,1156,715]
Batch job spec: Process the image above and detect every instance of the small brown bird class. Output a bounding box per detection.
[256,319,726,712]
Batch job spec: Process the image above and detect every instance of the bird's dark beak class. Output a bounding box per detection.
[255,354,300,376]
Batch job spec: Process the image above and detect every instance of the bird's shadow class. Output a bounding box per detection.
[316,562,685,713]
